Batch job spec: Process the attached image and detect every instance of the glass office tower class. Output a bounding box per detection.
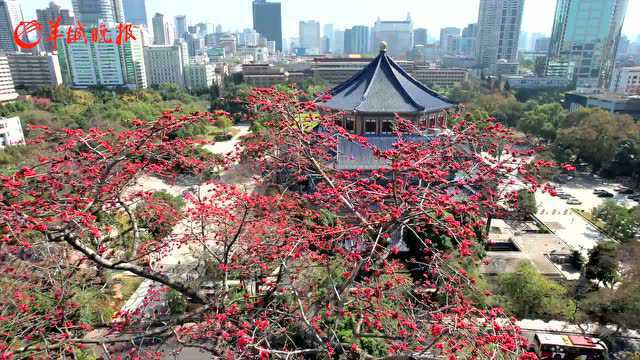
[252,0,282,52]
[548,0,629,90]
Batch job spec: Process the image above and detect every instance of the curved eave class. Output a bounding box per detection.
[317,50,457,114]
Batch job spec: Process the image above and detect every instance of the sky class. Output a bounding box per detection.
[22,0,640,41]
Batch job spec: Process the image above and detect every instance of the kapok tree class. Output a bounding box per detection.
[1,89,551,359]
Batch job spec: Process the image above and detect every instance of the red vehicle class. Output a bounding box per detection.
[532,333,608,360]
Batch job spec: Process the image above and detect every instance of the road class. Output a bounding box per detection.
[535,174,635,256]
[535,189,608,257]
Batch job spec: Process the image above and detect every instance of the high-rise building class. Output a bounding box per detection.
[414,28,428,46]
[323,24,335,53]
[609,67,640,95]
[344,25,369,55]
[72,0,124,25]
[57,24,125,88]
[144,44,186,87]
[534,37,550,52]
[122,0,146,25]
[462,23,477,38]
[0,0,25,52]
[195,23,208,36]
[459,23,477,56]
[6,52,63,89]
[217,34,237,56]
[299,20,321,54]
[240,28,260,47]
[476,0,525,73]
[0,55,18,103]
[440,27,461,54]
[252,0,282,52]
[372,14,413,58]
[184,33,205,57]
[185,62,218,91]
[548,0,629,89]
[36,2,75,52]
[334,29,345,55]
[121,25,147,89]
[152,13,174,45]
[545,60,576,79]
[175,15,187,39]
[529,32,545,51]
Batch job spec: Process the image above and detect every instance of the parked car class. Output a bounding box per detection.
[567,199,583,205]
[593,189,607,195]
[597,191,614,198]
[614,186,634,194]
[629,194,640,200]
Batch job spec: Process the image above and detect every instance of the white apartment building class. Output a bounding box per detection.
[299,21,321,54]
[144,45,186,87]
[58,25,126,88]
[236,46,269,63]
[0,55,18,103]
[0,116,24,149]
[371,15,413,58]
[6,52,63,89]
[609,67,640,95]
[185,62,218,91]
[94,33,126,87]
[57,24,146,89]
[412,66,469,88]
[476,0,525,73]
[503,75,572,90]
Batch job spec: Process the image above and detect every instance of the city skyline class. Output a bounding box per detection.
[22,0,640,41]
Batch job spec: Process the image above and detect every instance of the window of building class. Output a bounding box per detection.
[428,114,436,128]
[381,119,394,134]
[364,119,377,135]
[345,117,355,133]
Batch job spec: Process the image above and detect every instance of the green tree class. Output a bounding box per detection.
[514,88,570,104]
[555,110,640,171]
[585,242,620,288]
[442,83,482,103]
[497,261,575,320]
[580,243,640,331]
[603,140,640,179]
[157,83,194,103]
[593,201,640,243]
[518,103,566,141]
[492,96,525,128]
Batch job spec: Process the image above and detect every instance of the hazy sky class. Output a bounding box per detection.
[22,0,640,40]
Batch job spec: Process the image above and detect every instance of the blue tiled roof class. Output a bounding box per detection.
[321,49,456,114]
